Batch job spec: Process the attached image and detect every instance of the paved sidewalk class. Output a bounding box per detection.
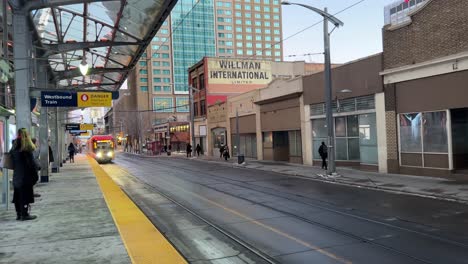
[0,155,130,264]
[132,151,468,204]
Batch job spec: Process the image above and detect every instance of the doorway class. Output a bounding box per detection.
[451,108,468,170]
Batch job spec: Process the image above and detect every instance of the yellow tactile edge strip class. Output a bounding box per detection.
[88,157,187,264]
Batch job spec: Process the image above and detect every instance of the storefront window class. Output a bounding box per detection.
[312,119,327,160]
[423,111,448,153]
[399,113,422,152]
[335,117,346,137]
[263,132,272,143]
[288,130,302,157]
[359,114,378,164]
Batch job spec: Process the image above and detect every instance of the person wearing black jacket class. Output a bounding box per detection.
[11,128,38,221]
[318,142,328,170]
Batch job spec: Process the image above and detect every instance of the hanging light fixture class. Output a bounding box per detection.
[79,56,89,76]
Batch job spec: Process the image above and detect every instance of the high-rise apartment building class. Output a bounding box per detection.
[119,0,283,142]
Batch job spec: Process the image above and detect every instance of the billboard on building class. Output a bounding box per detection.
[207,58,272,86]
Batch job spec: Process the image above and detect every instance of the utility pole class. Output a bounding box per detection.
[323,7,336,175]
[189,87,196,156]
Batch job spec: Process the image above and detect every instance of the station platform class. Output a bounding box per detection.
[0,155,186,264]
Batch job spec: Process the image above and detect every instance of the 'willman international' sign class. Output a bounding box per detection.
[207,58,272,85]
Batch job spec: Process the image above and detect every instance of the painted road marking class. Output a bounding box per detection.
[114,163,352,264]
[88,158,187,264]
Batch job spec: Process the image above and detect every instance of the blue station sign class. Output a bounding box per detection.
[41,92,77,107]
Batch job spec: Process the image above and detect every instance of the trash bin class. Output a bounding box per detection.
[237,155,244,164]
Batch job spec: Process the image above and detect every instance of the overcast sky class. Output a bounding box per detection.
[281,0,398,64]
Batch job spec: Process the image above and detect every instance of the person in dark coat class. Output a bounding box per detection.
[195,144,202,157]
[318,142,328,170]
[219,145,225,159]
[68,142,76,163]
[48,143,54,164]
[186,143,192,158]
[223,145,230,161]
[11,128,38,221]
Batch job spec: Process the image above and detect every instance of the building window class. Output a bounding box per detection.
[194,102,199,116]
[235,3,241,9]
[153,78,161,83]
[152,61,160,66]
[226,33,233,38]
[199,74,205,90]
[245,5,251,10]
[246,42,253,48]
[399,111,448,161]
[275,51,281,56]
[246,20,252,25]
[255,28,262,33]
[236,42,243,48]
[256,35,262,41]
[227,49,233,54]
[255,21,261,26]
[289,131,302,157]
[153,97,173,113]
[235,11,241,17]
[225,26,232,30]
[217,17,225,22]
[274,30,280,35]
[245,13,251,18]
[225,10,232,15]
[265,50,272,56]
[163,86,171,92]
[274,22,280,27]
[217,9,224,15]
[264,21,271,27]
[264,14,270,19]
[237,50,244,55]
[162,61,170,67]
[161,45,169,50]
[153,86,161,92]
[265,36,272,41]
[265,29,271,34]
[236,27,242,32]
[162,70,170,75]
[236,19,242,25]
[219,48,226,53]
[153,69,161,75]
[140,78,148,82]
[264,6,270,12]
[274,44,280,49]
[200,100,206,115]
[256,43,262,48]
[255,5,261,11]
[160,29,169,34]
[273,7,279,13]
[246,27,252,33]
[139,61,147,66]
[218,25,225,30]
[163,78,171,83]
[274,36,280,41]
[140,69,148,74]
[273,15,279,20]
[140,86,148,92]
[162,53,169,58]
[176,97,189,113]
[246,35,252,40]
[255,13,261,19]
[247,50,253,55]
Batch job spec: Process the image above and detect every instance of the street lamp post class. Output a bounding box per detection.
[281,1,343,175]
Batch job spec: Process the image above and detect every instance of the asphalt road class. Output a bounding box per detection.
[103,153,468,264]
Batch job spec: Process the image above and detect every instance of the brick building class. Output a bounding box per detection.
[381,0,468,177]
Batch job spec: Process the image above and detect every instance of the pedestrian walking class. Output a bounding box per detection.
[186,143,192,158]
[219,145,225,158]
[318,142,328,170]
[195,144,201,157]
[223,145,230,161]
[68,142,76,163]
[167,144,172,156]
[11,128,38,221]
[48,142,54,165]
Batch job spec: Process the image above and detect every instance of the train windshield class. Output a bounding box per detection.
[94,140,113,151]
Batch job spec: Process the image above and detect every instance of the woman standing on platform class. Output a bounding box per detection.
[11,128,38,221]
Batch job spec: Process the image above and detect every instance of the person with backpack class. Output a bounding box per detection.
[318,142,328,170]
[68,142,76,163]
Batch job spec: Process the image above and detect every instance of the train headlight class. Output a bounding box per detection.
[96,152,103,158]
[107,151,113,157]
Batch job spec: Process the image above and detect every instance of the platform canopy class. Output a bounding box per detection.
[8,0,177,91]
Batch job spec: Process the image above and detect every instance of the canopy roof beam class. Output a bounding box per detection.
[43,41,141,56]
[54,67,129,80]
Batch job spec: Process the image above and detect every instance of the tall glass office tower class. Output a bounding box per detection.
[132,0,283,127]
